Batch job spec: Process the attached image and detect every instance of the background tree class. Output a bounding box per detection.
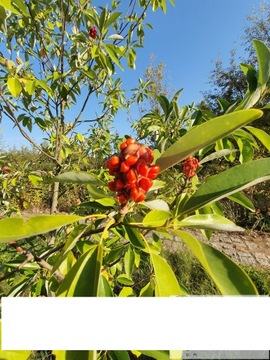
[0,0,174,213]
[203,0,270,112]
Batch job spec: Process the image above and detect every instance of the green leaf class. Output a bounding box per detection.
[142,199,170,211]
[104,11,121,28]
[0,0,29,16]
[253,39,270,87]
[143,209,171,227]
[117,274,134,285]
[175,214,244,232]
[151,252,188,296]
[200,149,238,165]
[138,350,170,360]
[124,245,135,278]
[245,126,270,151]
[52,350,92,360]
[104,44,124,70]
[156,109,263,171]
[25,79,35,95]
[95,197,115,207]
[227,192,255,212]
[122,224,146,250]
[57,244,103,296]
[53,171,103,184]
[0,215,83,242]
[0,5,6,19]
[98,274,113,296]
[174,230,258,295]
[107,34,124,40]
[181,158,270,215]
[7,77,22,97]
[108,351,131,360]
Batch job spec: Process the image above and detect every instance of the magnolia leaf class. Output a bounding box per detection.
[143,209,171,227]
[227,193,255,212]
[142,199,170,211]
[52,350,91,360]
[253,39,270,87]
[0,0,29,16]
[176,214,244,232]
[151,252,188,296]
[53,171,103,184]
[0,215,83,242]
[57,244,103,297]
[181,158,270,215]
[138,351,170,360]
[7,77,22,97]
[157,109,263,171]
[245,125,270,151]
[107,34,124,40]
[174,230,258,295]
[200,149,238,164]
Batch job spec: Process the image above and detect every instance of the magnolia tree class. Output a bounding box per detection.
[1,1,270,360]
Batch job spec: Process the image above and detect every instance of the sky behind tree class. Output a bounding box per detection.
[0,0,264,147]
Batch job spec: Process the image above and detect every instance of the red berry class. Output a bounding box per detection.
[126,138,136,146]
[117,192,129,204]
[126,169,137,184]
[139,178,153,192]
[130,187,145,202]
[120,161,130,173]
[89,25,97,39]
[115,178,125,190]
[120,141,128,150]
[108,180,116,191]
[110,156,120,167]
[137,160,149,177]
[122,143,140,157]
[148,164,160,179]
[125,155,138,166]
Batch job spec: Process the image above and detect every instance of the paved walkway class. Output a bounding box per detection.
[163,230,270,269]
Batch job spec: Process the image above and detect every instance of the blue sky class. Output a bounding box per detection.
[0,0,264,148]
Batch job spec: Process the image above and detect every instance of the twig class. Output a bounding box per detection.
[6,242,65,283]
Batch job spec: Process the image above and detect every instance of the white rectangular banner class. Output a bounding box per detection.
[2,296,269,350]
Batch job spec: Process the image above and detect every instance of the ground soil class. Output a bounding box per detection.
[163,229,270,269]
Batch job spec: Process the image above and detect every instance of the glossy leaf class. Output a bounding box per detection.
[142,199,170,211]
[0,215,83,242]
[253,39,270,87]
[143,209,171,227]
[0,0,29,16]
[98,274,113,296]
[108,350,131,360]
[156,109,263,171]
[151,252,188,296]
[52,350,92,360]
[56,244,103,296]
[174,230,258,295]
[227,192,255,212]
[175,214,244,232]
[181,158,270,215]
[122,224,146,250]
[138,350,170,360]
[7,77,22,97]
[245,126,270,151]
[200,149,238,165]
[53,171,103,185]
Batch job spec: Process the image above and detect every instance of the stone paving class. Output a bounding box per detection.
[163,230,270,269]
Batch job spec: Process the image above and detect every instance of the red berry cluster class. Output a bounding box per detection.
[105,138,160,204]
[182,157,200,179]
[89,25,97,39]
